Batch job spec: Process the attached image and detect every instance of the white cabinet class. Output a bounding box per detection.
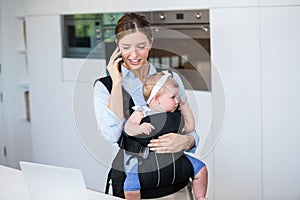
[0,0,32,168]
[260,6,300,200]
[210,8,262,199]
[260,0,300,7]
[0,0,5,165]
[26,15,107,191]
[210,0,259,8]
[25,0,210,16]
[62,58,106,83]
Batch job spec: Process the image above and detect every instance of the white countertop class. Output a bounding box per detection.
[0,165,121,200]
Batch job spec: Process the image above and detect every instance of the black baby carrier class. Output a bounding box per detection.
[95,75,194,199]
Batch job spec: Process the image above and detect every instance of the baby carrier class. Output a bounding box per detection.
[95,75,194,199]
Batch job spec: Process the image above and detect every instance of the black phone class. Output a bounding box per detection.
[115,54,123,72]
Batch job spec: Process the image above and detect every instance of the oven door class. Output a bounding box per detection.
[64,18,104,58]
[149,25,211,91]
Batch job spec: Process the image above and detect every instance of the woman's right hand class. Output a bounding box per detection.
[107,47,124,120]
[107,47,123,83]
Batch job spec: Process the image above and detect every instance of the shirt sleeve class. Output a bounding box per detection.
[93,80,124,143]
[172,72,199,153]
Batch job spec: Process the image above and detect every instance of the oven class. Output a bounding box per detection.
[144,10,211,91]
[63,13,124,59]
[63,14,103,58]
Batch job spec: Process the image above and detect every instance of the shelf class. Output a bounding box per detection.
[19,81,29,89]
[16,48,27,55]
[15,16,25,20]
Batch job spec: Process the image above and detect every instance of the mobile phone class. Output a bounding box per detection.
[115,54,123,72]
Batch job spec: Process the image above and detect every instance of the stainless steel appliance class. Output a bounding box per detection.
[63,13,124,58]
[63,14,102,58]
[143,10,211,91]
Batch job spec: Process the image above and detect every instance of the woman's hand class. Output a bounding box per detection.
[107,47,124,120]
[107,47,123,83]
[148,133,195,154]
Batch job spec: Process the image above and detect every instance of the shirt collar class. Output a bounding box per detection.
[121,65,132,78]
[121,63,158,79]
[148,63,157,76]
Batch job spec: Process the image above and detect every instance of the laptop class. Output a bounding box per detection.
[20,161,90,200]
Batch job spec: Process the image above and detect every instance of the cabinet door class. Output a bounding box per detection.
[0,0,4,165]
[261,6,300,200]
[0,90,5,165]
[211,0,259,8]
[260,0,300,7]
[210,8,262,200]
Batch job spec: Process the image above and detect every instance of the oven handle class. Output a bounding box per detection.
[152,24,209,32]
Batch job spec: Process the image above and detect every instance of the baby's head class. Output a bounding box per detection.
[143,71,179,112]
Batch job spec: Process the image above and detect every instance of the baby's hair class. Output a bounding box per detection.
[143,72,178,102]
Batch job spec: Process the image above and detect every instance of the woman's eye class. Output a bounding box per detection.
[137,45,146,49]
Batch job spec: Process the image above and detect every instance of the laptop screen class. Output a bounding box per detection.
[20,161,90,200]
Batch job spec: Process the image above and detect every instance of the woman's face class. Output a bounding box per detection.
[118,31,152,71]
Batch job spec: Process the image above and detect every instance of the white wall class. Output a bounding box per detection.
[210,4,300,199]
[260,7,300,199]
[0,0,5,165]
[211,7,262,200]
[25,15,108,191]
[0,0,32,168]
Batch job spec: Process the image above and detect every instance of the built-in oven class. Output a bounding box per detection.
[63,13,124,59]
[63,14,102,58]
[144,10,211,91]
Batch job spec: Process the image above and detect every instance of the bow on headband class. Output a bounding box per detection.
[146,70,172,104]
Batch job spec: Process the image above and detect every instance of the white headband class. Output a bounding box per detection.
[146,70,172,104]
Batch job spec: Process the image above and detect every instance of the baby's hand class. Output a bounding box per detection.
[178,96,188,111]
[139,123,155,135]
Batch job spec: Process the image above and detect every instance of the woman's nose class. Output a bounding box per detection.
[129,48,138,57]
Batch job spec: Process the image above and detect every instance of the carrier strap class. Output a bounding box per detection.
[105,169,112,194]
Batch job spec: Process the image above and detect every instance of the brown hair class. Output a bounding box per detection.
[143,72,179,102]
[115,12,153,43]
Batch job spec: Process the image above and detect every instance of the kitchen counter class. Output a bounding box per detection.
[0,164,121,200]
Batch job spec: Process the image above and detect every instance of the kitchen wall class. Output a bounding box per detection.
[1,0,300,199]
[0,0,32,168]
[0,0,4,165]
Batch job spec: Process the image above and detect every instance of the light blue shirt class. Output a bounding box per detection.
[93,63,199,153]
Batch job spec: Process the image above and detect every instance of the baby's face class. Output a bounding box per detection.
[158,85,179,112]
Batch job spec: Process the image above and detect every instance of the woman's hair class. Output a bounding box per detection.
[143,72,179,102]
[115,12,153,43]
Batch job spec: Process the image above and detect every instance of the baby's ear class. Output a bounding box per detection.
[153,94,160,104]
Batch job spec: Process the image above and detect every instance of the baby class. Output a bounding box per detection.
[123,71,208,200]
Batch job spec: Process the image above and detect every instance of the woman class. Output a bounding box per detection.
[94,12,207,199]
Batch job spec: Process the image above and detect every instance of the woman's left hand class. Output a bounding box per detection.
[148,133,194,154]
